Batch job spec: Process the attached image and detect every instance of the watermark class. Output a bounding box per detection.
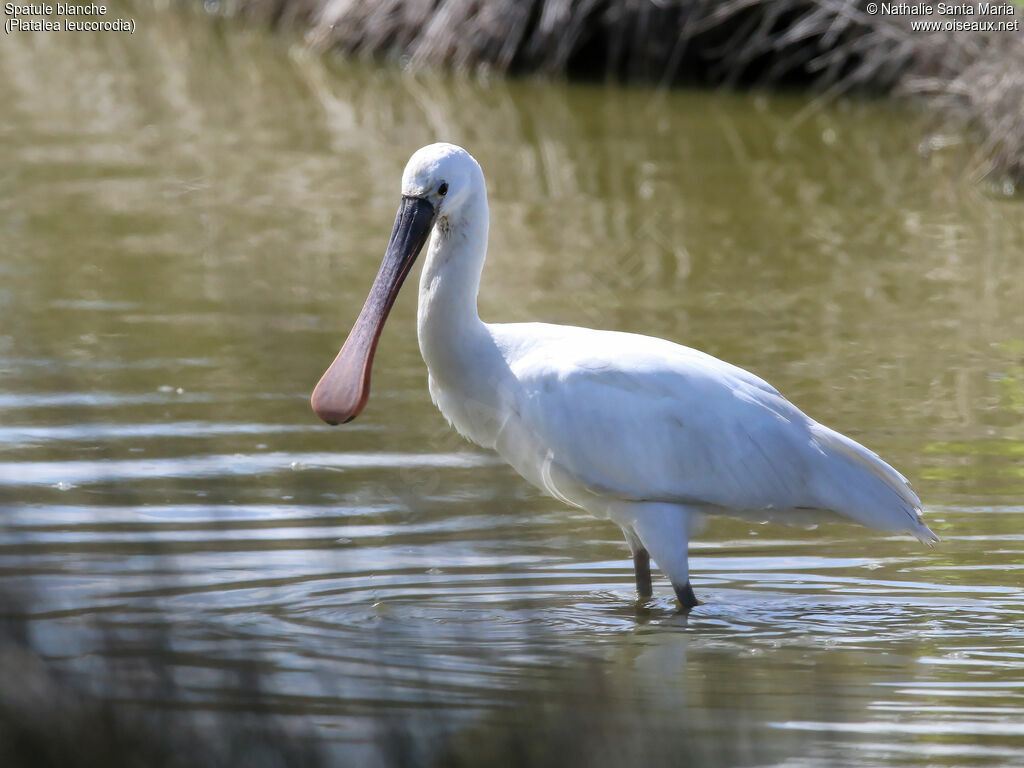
[3,3,135,34]
[864,2,1021,30]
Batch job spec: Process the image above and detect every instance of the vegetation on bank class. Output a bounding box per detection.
[215,0,1023,187]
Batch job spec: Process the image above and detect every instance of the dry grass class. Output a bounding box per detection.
[901,31,1024,186]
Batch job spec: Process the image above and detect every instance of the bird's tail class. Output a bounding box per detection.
[809,423,940,546]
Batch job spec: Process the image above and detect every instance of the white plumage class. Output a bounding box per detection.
[312,143,938,609]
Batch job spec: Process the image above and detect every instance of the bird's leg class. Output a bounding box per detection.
[633,548,652,599]
[626,503,699,610]
[674,582,700,610]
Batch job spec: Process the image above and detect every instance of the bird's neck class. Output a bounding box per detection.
[416,194,490,380]
[416,195,511,449]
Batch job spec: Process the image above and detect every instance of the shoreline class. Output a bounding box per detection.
[200,0,1023,187]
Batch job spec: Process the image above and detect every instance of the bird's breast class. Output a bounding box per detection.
[426,373,503,450]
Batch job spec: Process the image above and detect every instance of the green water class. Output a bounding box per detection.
[2,3,1024,765]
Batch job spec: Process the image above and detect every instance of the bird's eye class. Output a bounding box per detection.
[438,182,449,196]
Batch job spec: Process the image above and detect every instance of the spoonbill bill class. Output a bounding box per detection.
[311,143,938,609]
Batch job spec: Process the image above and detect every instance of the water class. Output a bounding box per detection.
[2,3,1024,765]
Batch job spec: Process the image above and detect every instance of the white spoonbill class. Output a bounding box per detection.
[311,143,938,609]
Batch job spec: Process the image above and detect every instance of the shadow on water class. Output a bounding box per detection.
[2,2,1024,766]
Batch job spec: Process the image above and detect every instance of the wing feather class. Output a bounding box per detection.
[494,323,936,541]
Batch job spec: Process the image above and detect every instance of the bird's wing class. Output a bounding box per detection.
[495,324,935,541]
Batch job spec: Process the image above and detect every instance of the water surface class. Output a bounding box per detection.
[2,4,1024,765]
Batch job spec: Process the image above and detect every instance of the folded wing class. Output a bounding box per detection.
[497,325,936,543]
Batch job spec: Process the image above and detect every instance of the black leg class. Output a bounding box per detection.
[674,581,699,610]
[633,549,652,599]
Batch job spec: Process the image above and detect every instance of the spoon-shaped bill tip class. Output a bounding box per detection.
[311,195,436,425]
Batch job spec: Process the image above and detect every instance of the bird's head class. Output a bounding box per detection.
[400,142,482,225]
[310,143,480,425]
